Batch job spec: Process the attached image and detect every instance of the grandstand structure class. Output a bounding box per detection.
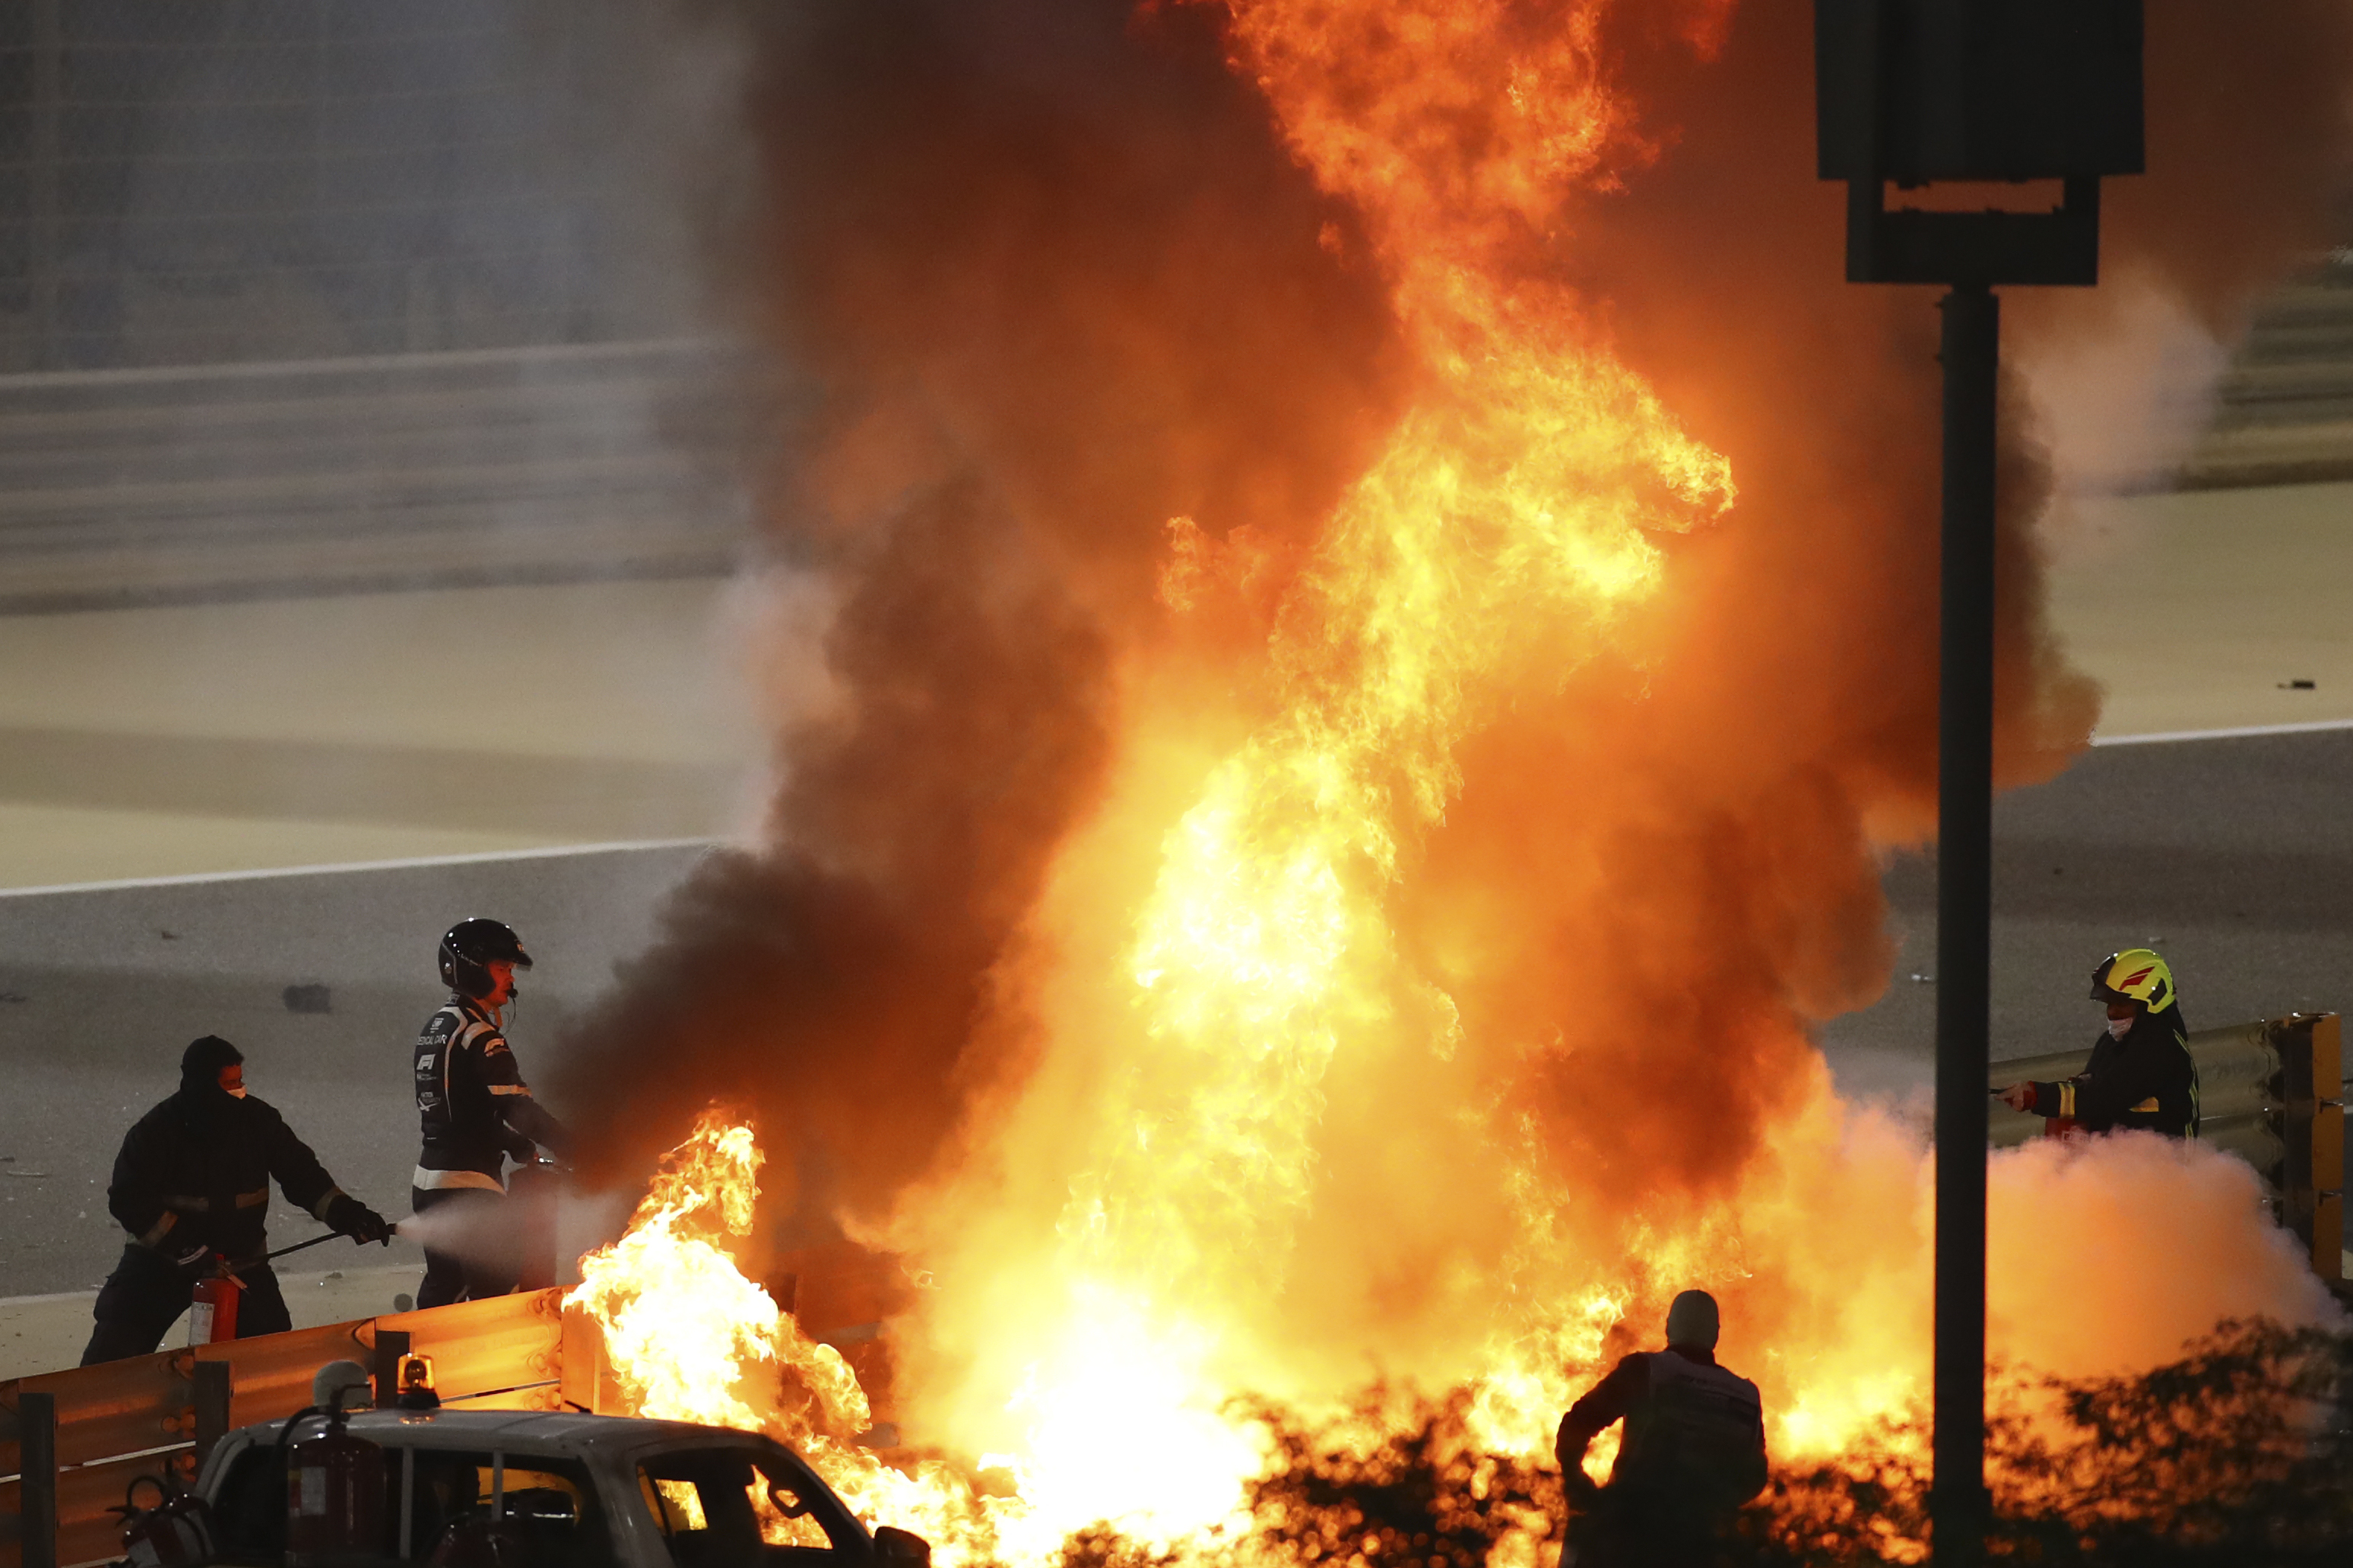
[0,4,2345,607]
[2187,252,2353,489]
[0,1,755,607]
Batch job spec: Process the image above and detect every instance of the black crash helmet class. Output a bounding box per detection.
[439,917,533,999]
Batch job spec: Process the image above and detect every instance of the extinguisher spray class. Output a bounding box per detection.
[284,1386,386,1566]
[506,1156,562,1291]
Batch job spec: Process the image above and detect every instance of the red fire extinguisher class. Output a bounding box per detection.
[189,1272,241,1345]
[284,1389,385,1566]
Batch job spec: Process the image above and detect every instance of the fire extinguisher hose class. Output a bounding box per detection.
[222,1218,408,1278]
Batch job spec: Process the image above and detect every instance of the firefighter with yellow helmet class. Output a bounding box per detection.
[1995,949,2199,1137]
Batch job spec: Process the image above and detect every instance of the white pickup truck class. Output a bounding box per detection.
[191,1409,933,1568]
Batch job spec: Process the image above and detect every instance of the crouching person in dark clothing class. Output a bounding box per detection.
[82,1035,391,1365]
[1556,1290,1768,1568]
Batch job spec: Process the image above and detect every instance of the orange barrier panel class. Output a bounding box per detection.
[2,1446,198,1568]
[557,1302,620,1416]
[1,1352,191,1477]
[197,1323,379,1432]
[382,1290,563,1400]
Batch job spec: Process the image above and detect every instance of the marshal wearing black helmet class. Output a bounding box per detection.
[439,916,531,1001]
[1996,949,2199,1137]
[411,918,570,1307]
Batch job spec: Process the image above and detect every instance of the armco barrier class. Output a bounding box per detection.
[1991,1012,2345,1281]
[0,1289,566,1568]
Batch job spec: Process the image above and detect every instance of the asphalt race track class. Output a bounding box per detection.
[1819,726,2353,1111]
[2,730,2349,1300]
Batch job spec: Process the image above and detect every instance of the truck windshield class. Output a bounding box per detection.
[638,1448,853,1568]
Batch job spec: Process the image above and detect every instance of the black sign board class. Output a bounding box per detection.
[1818,0,2143,185]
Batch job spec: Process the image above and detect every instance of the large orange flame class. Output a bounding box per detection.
[573,3,2341,1564]
[870,1,1750,1547]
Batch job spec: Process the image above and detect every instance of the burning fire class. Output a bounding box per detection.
[570,1117,1038,1563]
[569,2,2343,1564]
[570,1113,2329,1566]
[572,1114,1280,1565]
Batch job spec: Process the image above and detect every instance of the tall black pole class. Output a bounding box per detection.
[1818,13,2138,1561]
[1933,280,1998,1567]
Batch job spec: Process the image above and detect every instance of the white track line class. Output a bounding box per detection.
[2091,716,2353,747]
[4,721,2337,895]
[0,837,720,899]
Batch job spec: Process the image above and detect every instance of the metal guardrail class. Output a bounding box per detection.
[1990,1012,2345,1281]
[0,1289,574,1568]
[0,337,753,614]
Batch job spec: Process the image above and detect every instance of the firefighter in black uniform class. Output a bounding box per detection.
[412,918,570,1307]
[1555,1290,1768,1568]
[82,1035,391,1365]
[1996,949,2199,1137]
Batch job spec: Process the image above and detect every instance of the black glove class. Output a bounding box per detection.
[168,1242,220,1281]
[503,1126,538,1162]
[326,1194,392,1246]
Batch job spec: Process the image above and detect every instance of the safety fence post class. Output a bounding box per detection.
[373,1330,412,1411]
[191,1362,233,1475]
[18,1393,56,1568]
[2275,1015,2345,1278]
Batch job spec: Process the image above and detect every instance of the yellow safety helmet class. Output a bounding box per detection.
[2090,949,2174,1011]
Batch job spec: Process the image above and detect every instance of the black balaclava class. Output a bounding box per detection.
[177,1034,244,1099]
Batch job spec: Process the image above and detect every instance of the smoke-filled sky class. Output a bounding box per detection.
[563,0,1402,1205]
[552,1,2353,1461]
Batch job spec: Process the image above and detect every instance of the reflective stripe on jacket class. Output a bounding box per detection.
[2027,1006,2199,1137]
